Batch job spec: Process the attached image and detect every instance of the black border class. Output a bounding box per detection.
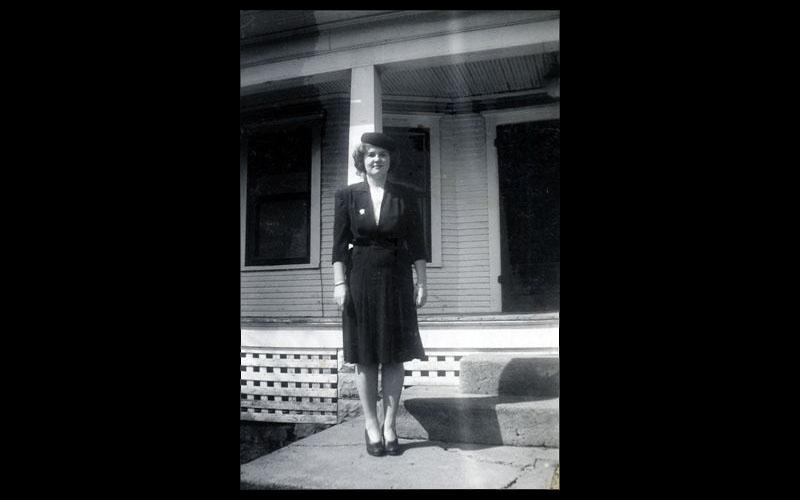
[30,5,715,496]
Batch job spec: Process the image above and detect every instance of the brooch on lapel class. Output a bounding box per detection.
[359,208,366,215]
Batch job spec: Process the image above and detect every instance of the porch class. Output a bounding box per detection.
[241,312,558,425]
[240,10,560,319]
[239,10,560,453]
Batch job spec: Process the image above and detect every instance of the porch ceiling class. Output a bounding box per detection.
[382,52,559,99]
[239,51,560,111]
[240,10,404,45]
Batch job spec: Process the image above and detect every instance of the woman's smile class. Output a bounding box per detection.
[365,145,391,174]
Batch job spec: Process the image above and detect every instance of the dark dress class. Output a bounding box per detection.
[332,180,427,365]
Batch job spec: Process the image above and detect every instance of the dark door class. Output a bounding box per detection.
[496,120,560,312]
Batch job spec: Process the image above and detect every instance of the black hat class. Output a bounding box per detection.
[360,132,396,151]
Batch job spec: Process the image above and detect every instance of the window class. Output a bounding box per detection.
[383,115,442,267]
[241,121,321,269]
[385,126,432,262]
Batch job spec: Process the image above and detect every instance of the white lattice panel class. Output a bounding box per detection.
[402,351,478,388]
[241,348,339,424]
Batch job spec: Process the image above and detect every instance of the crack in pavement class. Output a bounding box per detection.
[438,447,535,469]
[293,443,361,447]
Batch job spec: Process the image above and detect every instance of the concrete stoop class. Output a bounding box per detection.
[395,386,559,447]
[459,354,560,397]
[240,417,559,489]
[396,354,559,448]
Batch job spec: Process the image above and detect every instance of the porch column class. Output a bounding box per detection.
[347,65,383,185]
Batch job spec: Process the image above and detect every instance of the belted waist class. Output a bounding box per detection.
[353,238,400,248]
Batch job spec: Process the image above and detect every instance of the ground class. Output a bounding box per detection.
[240,422,332,464]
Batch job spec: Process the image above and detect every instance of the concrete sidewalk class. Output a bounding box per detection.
[240,417,559,489]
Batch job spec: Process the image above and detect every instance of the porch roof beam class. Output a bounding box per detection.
[239,69,350,102]
[241,18,559,95]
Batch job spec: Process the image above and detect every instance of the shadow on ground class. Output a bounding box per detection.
[240,422,332,464]
[402,357,559,447]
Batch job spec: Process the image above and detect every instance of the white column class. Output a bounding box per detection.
[347,66,383,185]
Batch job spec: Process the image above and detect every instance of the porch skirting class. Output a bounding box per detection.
[241,315,558,424]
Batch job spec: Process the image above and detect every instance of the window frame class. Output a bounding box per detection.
[241,120,322,271]
[383,113,442,268]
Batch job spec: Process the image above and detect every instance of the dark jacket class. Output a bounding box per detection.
[331,180,427,265]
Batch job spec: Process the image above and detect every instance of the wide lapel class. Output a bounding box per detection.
[377,180,395,229]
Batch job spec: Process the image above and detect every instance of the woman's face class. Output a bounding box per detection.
[363,145,391,179]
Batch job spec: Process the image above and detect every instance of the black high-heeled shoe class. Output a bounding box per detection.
[365,429,385,457]
[382,425,401,456]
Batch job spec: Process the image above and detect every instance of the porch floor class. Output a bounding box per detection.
[240,416,559,489]
[241,311,559,328]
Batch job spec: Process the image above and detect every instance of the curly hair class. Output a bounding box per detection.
[351,142,369,176]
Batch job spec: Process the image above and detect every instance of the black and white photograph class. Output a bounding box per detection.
[239,10,560,490]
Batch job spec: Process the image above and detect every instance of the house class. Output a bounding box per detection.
[240,10,560,425]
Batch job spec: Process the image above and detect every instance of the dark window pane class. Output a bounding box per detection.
[254,197,310,263]
[385,127,432,262]
[245,125,312,266]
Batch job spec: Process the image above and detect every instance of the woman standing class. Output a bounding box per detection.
[332,132,428,457]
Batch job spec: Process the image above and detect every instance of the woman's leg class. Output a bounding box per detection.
[381,362,405,441]
[355,363,381,443]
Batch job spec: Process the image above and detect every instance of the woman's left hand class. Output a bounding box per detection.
[415,284,427,308]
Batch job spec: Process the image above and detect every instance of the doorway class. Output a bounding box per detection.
[496,119,560,312]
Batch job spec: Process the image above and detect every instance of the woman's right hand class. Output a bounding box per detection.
[334,283,347,308]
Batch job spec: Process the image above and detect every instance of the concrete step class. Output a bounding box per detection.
[240,416,559,489]
[459,354,560,396]
[395,385,559,448]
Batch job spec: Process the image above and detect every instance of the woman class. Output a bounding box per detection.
[332,132,428,457]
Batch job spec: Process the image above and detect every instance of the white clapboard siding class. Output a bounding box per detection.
[241,306,325,314]
[241,104,496,320]
[451,114,492,311]
[319,102,350,319]
[241,272,323,283]
[446,232,488,242]
[241,277,324,285]
[426,277,465,285]
[240,283,323,292]
[240,299,323,306]
[240,293,323,301]
[242,311,324,318]
[458,250,490,259]
[240,288,323,296]
[241,292,322,300]
[456,241,489,250]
